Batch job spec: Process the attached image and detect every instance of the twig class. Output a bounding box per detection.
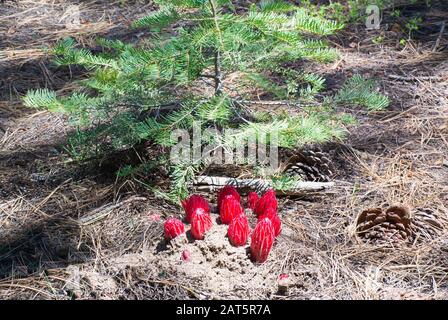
[238,99,299,106]
[214,50,223,95]
[31,179,72,215]
[140,278,200,299]
[432,21,445,52]
[77,196,147,226]
[208,0,224,96]
[192,175,334,195]
[379,105,419,123]
[0,283,53,299]
[387,74,446,82]
[199,73,217,79]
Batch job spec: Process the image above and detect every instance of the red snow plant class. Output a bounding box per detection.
[227,213,250,246]
[250,217,275,263]
[181,194,210,223]
[247,192,259,210]
[254,189,277,217]
[220,195,244,224]
[217,186,241,212]
[258,207,281,237]
[164,218,185,241]
[191,210,213,240]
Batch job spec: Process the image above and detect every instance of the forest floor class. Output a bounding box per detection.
[0,0,448,300]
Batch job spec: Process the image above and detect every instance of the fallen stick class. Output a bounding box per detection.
[387,74,446,82]
[77,196,147,226]
[192,175,334,195]
[432,21,446,52]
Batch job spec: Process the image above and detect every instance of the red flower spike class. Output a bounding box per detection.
[220,196,244,224]
[164,218,185,241]
[279,273,289,281]
[254,189,278,217]
[181,250,191,262]
[250,217,275,263]
[258,207,282,237]
[247,192,259,210]
[278,273,290,294]
[217,186,241,212]
[190,209,213,240]
[227,214,250,246]
[181,194,210,223]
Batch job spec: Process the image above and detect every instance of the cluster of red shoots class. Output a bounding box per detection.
[249,190,281,263]
[163,186,281,263]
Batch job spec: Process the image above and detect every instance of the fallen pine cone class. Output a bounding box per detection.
[356,205,412,245]
[283,147,333,182]
[411,207,447,241]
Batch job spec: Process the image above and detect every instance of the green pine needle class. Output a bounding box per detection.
[335,75,390,111]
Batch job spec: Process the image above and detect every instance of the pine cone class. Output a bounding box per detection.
[411,207,447,241]
[282,147,333,182]
[356,206,412,245]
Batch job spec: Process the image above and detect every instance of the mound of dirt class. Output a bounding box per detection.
[63,212,291,300]
[155,217,278,298]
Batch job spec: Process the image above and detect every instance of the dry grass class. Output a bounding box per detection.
[0,0,155,101]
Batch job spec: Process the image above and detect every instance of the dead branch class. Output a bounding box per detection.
[387,74,446,82]
[76,196,147,226]
[432,21,446,52]
[192,175,334,195]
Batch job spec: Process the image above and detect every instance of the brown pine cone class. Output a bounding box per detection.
[356,206,412,245]
[282,147,333,182]
[411,207,447,242]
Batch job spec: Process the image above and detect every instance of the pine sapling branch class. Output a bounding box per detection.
[208,0,224,96]
[214,50,223,96]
